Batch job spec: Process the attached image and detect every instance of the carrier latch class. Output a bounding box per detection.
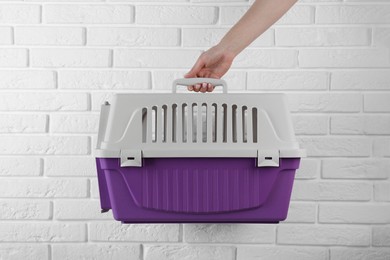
[120,149,142,167]
[257,150,279,167]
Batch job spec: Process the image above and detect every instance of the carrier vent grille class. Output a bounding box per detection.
[141,103,258,144]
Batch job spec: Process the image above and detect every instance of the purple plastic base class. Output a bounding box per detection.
[96,157,300,223]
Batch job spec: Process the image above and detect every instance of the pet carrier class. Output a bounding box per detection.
[95,78,305,223]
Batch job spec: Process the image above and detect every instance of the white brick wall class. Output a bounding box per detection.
[0,0,389,259]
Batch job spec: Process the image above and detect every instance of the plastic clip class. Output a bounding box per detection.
[257,150,279,167]
[120,149,142,167]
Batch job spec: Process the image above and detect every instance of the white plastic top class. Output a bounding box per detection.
[95,78,305,167]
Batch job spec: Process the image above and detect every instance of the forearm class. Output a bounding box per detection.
[219,0,298,57]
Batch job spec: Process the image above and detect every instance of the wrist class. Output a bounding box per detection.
[216,40,240,61]
[217,38,243,59]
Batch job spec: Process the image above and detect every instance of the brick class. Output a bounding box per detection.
[58,70,150,90]
[291,181,372,201]
[373,226,390,246]
[0,49,28,67]
[90,178,99,199]
[364,93,390,112]
[0,200,51,220]
[0,4,40,24]
[136,6,217,25]
[0,245,48,260]
[221,6,313,25]
[323,159,390,179]
[44,4,133,24]
[218,70,247,90]
[331,70,390,90]
[50,113,99,133]
[0,136,89,155]
[317,5,390,24]
[183,28,274,47]
[278,225,370,246]
[288,93,361,112]
[192,0,246,2]
[234,49,297,68]
[276,27,370,46]
[298,137,371,157]
[109,0,187,1]
[0,157,41,176]
[284,202,316,223]
[0,92,88,111]
[88,27,179,46]
[295,158,320,179]
[27,0,104,1]
[152,70,246,90]
[331,115,390,135]
[0,178,88,198]
[0,114,47,133]
[30,48,111,68]
[152,70,185,90]
[373,138,390,157]
[91,92,115,111]
[54,200,113,220]
[248,71,328,90]
[292,115,328,135]
[300,0,342,3]
[0,27,12,44]
[319,204,390,223]
[374,28,390,48]
[15,27,84,45]
[0,223,85,242]
[299,49,390,68]
[0,70,56,89]
[52,244,141,260]
[91,134,98,152]
[331,248,390,260]
[374,182,390,201]
[237,246,328,260]
[184,224,275,243]
[45,156,96,176]
[114,49,201,68]
[144,245,235,260]
[89,222,180,242]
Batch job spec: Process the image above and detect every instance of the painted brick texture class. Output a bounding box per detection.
[0,0,389,260]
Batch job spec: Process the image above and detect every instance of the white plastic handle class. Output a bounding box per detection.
[172,78,228,93]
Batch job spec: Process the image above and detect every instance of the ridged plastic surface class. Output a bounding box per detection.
[97,157,300,223]
[139,160,280,213]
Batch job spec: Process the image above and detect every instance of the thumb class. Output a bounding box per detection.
[185,56,205,78]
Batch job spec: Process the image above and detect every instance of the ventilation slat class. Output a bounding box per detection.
[177,104,183,143]
[187,104,193,143]
[236,106,243,143]
[147,107,153,143]
[246,108,253,143]
[197,103,202,143]
[166,105,172,143]
[142,103,259,145]
[217,105,224,143]
[226,105,232,143]
[172,104,177,143]
[156,106,163,143]
[206,104,213,143]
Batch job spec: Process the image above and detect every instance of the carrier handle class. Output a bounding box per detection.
[172,78,228,93]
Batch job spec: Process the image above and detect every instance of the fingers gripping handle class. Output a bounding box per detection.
[172,78,228,93]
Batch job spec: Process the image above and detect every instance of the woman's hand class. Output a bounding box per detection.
[185,45,235,93]
[184,0,297,93]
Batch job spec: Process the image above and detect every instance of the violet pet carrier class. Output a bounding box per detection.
[95,78,305,223]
